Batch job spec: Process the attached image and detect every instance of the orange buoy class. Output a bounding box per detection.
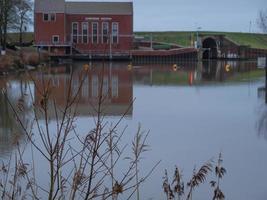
[173,64,177,71]
[225,64,231,72]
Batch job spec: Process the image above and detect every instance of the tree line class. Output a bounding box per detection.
[0,0,32,52]
[258,9,267,33]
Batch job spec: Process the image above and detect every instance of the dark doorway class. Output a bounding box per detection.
[202,38,218,59]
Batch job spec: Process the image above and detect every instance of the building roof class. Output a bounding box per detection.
[35,0,133,15]
[35,0,65,13]
[65,2,133,15]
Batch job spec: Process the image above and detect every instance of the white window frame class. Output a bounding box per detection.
[72,22,78,44]
[92,22,99,44]
[112,22,119,44]
[82,22,89,44]
[52,35,59,44]
[102,22,109,44]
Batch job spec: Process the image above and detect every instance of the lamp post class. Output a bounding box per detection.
[150,33,153,50]
[196,26,202,49]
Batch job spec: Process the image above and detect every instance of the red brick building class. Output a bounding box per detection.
[34,0,133,57]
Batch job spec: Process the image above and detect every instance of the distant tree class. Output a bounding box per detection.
[14,0,33,46]
[0,0,32,52]
[257,9,267,33]
[0,0,16,52]
[0,0,3,47]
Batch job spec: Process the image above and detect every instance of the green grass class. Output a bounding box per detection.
[137,31,194,47]
[136,31,267,49]
[227,69,265,82]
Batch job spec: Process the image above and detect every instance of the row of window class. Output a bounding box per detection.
[72,22,119,44]
[72,76,119,98]
[43,13,56,22]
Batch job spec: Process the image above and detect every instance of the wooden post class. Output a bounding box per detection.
[38,47,41,64]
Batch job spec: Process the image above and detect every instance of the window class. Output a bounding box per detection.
[43,13,49,21]
[92,75,98,97]
[72,22,78,44]
[52,35,59,44]
[102,22,109,44]
[112,22,119,44]
[82,76,89,98]
[111,76,118,97]
[82,22,88,44]
[50,13,56,21]
[72,78,79,97]
[92,22,98,44]
[102,76,109,96]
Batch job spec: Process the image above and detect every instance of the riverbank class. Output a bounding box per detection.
[0,47,49,75]
[7,31,267,49]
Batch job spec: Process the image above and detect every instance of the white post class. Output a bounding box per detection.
[109,33,112,60]
[1,50,6,55]
[150,33,153,50]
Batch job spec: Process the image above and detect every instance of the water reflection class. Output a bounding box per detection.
[32,62,133,118]
[0,78,33,158]
[133,60,262,85]
[0,60,266,199]
[257,86,267,140]
[0,60,263,158]
[257,104,267,140]
[0,60,263,140]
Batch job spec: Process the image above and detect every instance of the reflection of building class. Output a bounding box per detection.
[34,63,133,117]
[256,103,267,141]
[0,79,32,158]
[258,87,266,100]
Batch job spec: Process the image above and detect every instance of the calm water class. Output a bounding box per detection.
[0,60,267,199]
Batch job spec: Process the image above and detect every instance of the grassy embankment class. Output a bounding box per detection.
[7,31,267,49]
[136,31,267,49]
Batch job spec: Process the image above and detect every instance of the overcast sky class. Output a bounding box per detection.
[68,0,266,33]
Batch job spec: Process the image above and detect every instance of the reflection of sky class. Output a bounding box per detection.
[0,63,266,199]
[6,81,35,108]
[69,0,265,32]
[0,81,34,159]
[256,102,267,140]
[131,81,267,200]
